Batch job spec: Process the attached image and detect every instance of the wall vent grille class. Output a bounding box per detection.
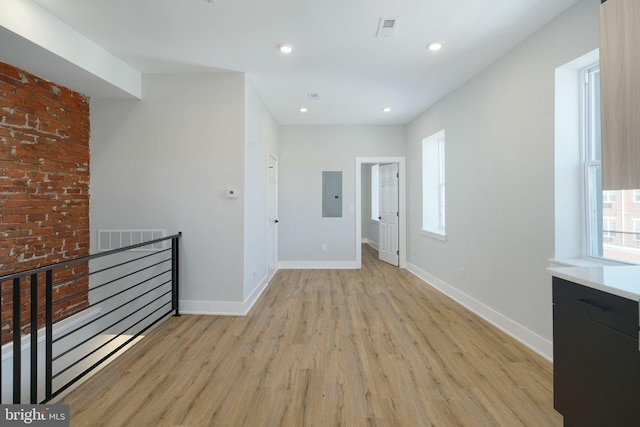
[97,229,166,252]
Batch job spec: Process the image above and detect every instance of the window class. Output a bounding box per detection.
[602,191,616,204]
[422,130,446,238]
[603,217,616,239]
[371,164,379,221]
[633,220,640,242]
[583,64,640,263]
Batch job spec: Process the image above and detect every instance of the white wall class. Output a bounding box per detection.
[279,126,405,266]
[244,76,279,300]
[90,72,247,308]
[406,0,599,359]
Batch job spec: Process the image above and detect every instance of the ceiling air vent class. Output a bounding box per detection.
[376,17,400,38]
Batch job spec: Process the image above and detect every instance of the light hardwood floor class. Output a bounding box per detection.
[61,245,561,426]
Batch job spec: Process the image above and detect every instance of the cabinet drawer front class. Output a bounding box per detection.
[553,277,638,337]
[553,307,640,427]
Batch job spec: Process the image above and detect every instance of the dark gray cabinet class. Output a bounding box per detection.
[552,277,640,427]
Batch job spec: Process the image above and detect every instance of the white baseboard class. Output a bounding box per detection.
[179,271,273,316]
[278,260,358,269]
[361,239,379,250]
[406,262,553,362]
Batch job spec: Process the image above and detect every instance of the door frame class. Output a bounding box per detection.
[267,154,279,278]
[355,157,407,269]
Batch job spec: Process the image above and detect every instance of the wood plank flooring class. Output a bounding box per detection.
[60,245,561,426]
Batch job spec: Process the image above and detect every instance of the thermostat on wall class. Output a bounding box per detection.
[226,189,238,199]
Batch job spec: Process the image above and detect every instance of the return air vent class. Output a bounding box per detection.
[97,229,166,252]
[376,17,400,38]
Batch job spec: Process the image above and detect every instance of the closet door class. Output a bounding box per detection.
[600,0,640,190]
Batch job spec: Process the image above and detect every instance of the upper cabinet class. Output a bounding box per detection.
[600,0,640,190]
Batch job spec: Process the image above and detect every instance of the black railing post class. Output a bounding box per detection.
[0,233,182,403]
[0,284,2,400]
[30,273,38,403]
[45,269,53,402]
[172,233,181,316]
[12,277,21,403]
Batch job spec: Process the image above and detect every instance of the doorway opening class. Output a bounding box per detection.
[355,157,407,269]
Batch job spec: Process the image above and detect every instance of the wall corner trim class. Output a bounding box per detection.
[179,271,274,316]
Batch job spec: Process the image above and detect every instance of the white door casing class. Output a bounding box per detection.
[378,163,399,266]
[267,155,278,275]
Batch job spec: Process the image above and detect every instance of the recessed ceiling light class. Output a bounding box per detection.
[427,42,443,52]
[383,107,392,113]
[299,107,308,113]
[279,44,293,54]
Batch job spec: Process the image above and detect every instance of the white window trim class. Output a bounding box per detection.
[553,49,635,267]
[422,130,446,239]
[421,229,448,242]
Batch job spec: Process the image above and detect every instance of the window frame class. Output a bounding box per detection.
[583,64,603,259]
[582,63,640,264]
[422,130,446,240]
[371,164,380,221]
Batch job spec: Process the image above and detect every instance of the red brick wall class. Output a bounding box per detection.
[0,61,90,344]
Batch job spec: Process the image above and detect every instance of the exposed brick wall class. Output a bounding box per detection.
[0,61,90,344]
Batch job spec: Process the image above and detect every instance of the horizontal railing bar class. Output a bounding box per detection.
[75,257,170,297]
[52,248,171,290]
[0,232,182,283]
[603,229,640,235]
[54,268,172,325]
[85,248,171,279]
[52,259,170,309]
[54,279,172,343]
[53,291,172,363]
[48,307,174,402]
[50,269,170,336]
[53,295,172,375]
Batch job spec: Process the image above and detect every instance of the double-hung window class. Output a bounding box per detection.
[583,64,640,263]
[422,130,446,239]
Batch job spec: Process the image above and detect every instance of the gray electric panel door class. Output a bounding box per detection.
[322,171,342,217]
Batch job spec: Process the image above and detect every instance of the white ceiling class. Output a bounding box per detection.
[27,0,579,125]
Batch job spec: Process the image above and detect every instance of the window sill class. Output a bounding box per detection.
[422,229,447,242]
[549,257,634,268]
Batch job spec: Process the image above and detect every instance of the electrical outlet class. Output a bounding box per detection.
[322,244,327,252]
[459,267,466,278]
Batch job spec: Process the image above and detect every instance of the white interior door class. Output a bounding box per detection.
[267,155,278,276]
[379,163,399,266]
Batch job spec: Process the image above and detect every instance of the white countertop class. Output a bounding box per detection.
[547,266,640,302]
